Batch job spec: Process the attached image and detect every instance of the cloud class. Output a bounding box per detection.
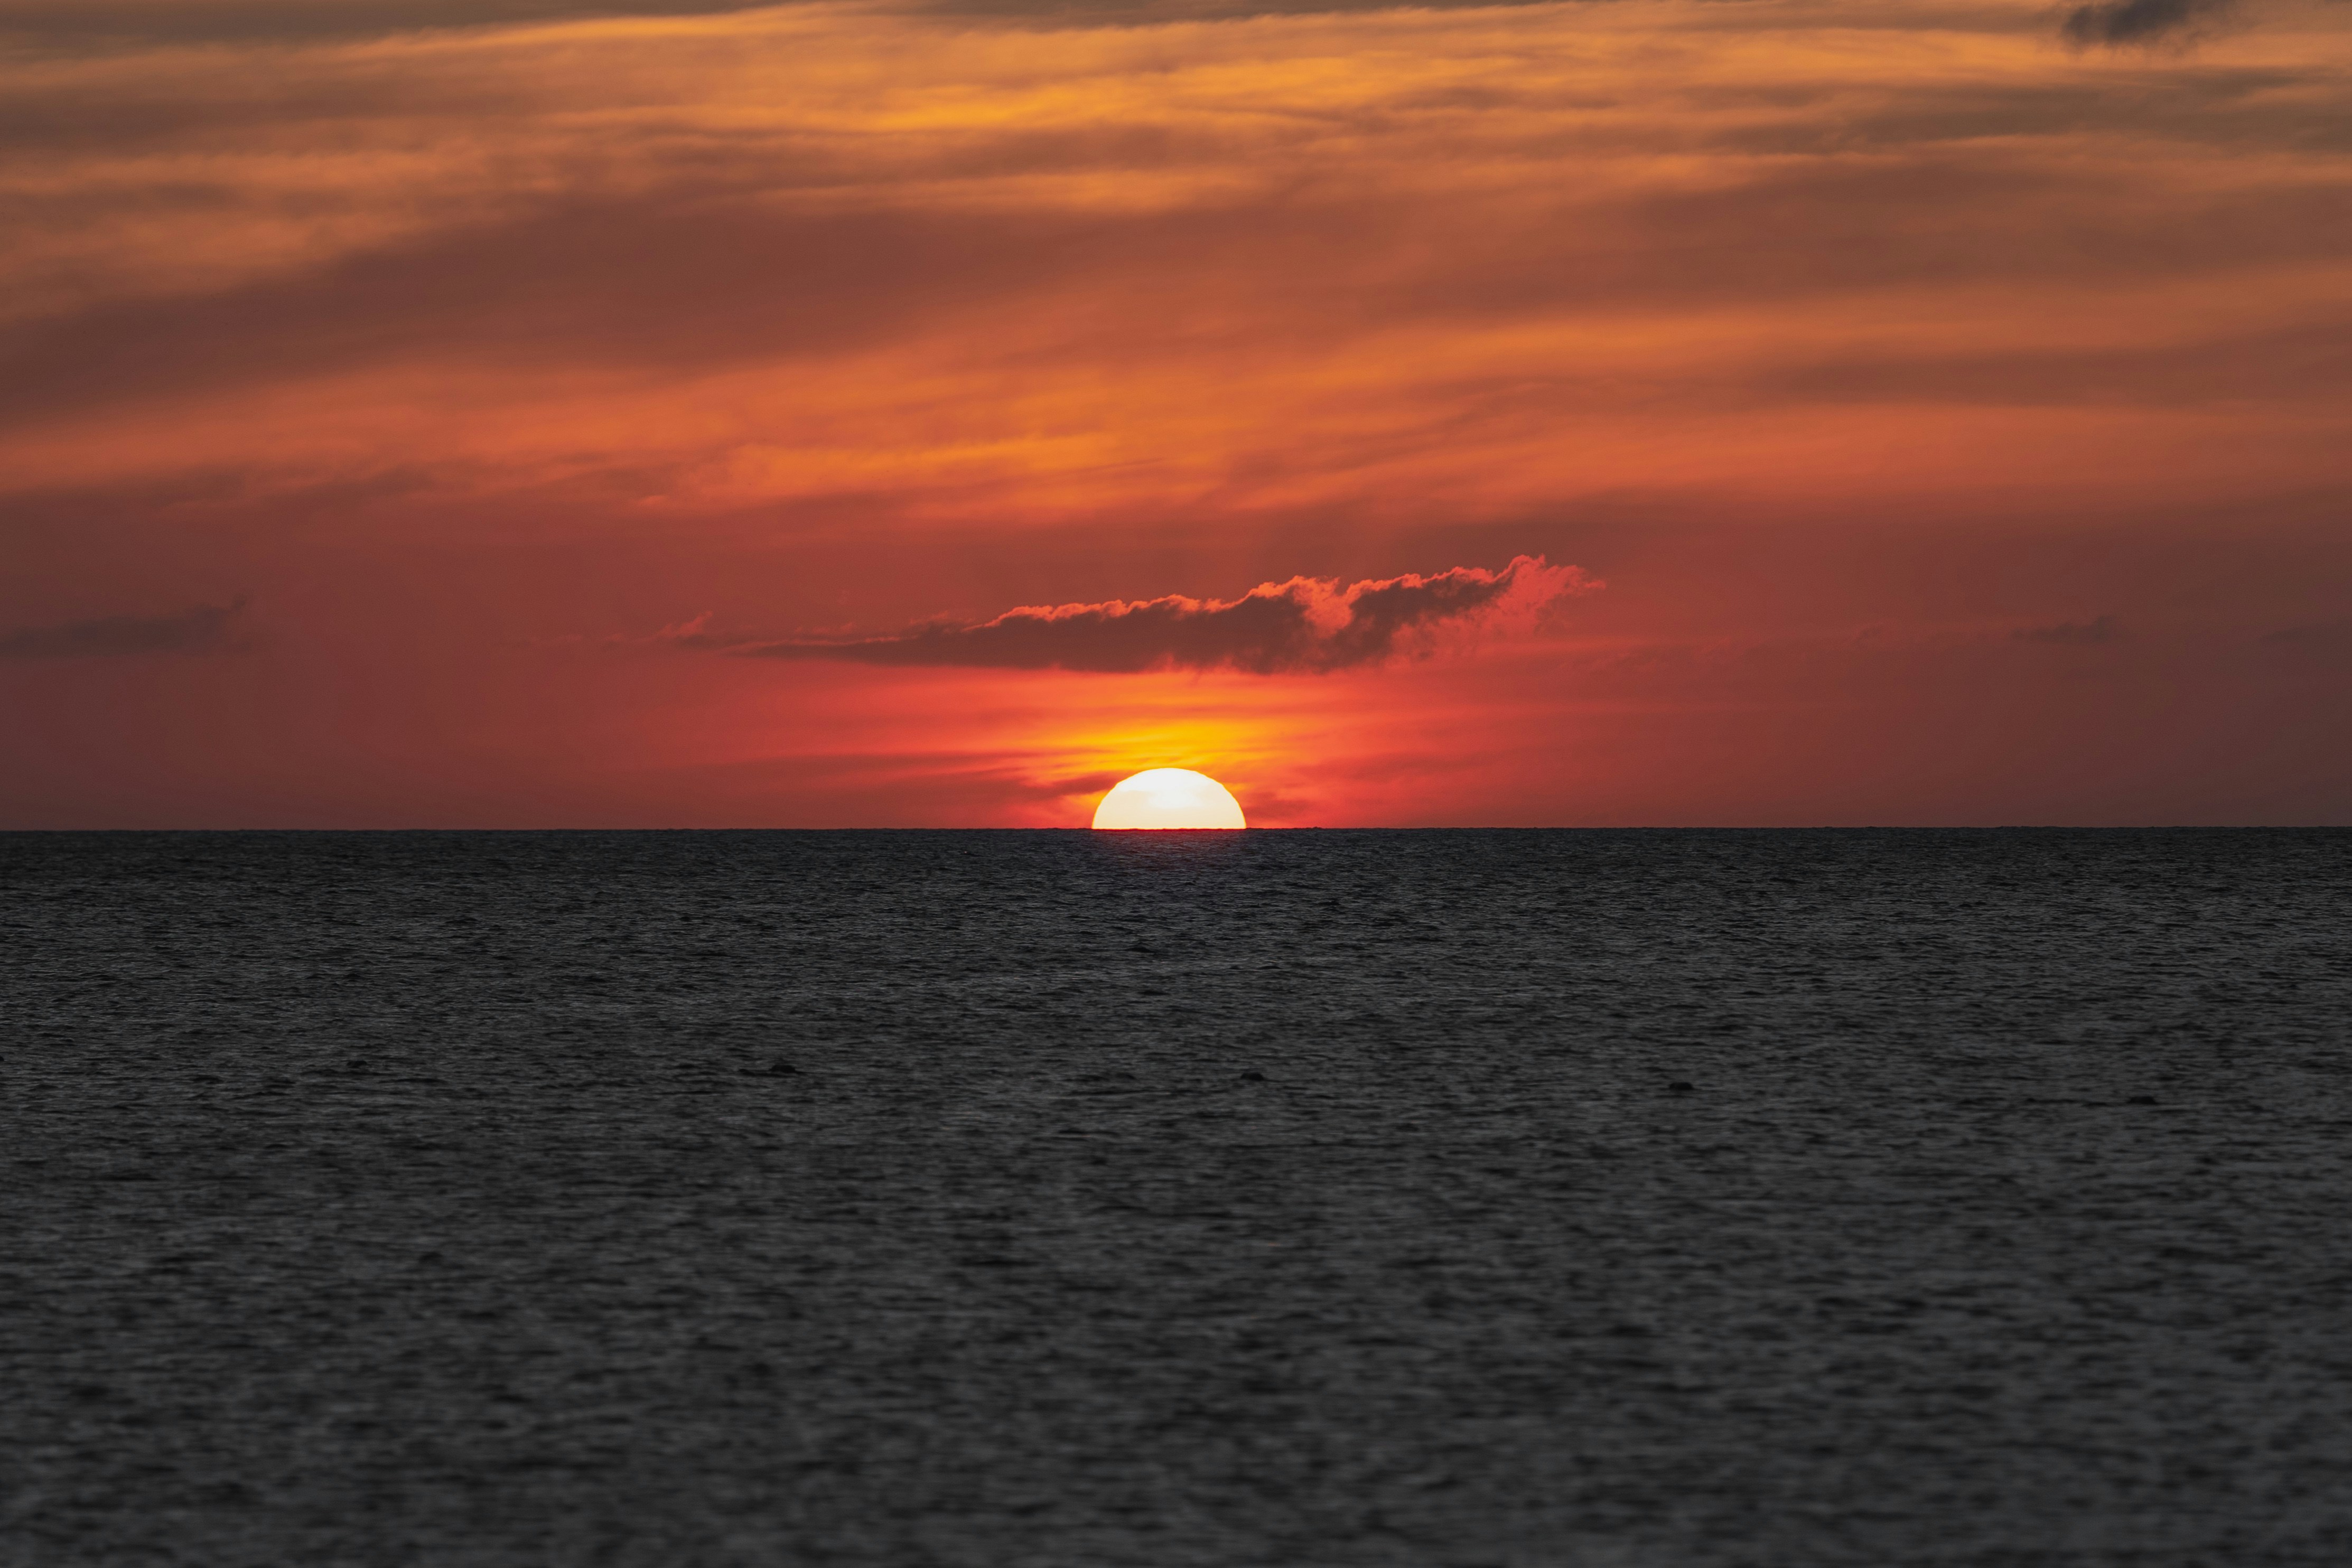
[5,0,2347,511]
[0,1,789,46]
[0,597,247,658]
[0,0,1566,51]
[702,556,1592,674]
[2014,614,2120,646]
[2262,618,2352,652]
[2059,0,2237,47]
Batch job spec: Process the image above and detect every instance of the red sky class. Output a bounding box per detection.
[3,0,2348,826]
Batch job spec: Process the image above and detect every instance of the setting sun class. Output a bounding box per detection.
[1091,769,1246,830]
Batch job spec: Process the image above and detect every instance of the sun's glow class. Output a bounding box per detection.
[1091,768,1246,830]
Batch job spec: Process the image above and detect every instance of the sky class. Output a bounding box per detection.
[2,0,2347,826]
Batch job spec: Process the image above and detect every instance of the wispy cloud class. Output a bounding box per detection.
[0,598,248,658]
[0,0,1573,51]
[2013,614,2121,646]
[0,0,787,46]
[3,0,2345,517]
[687,557,1591,674]
[2060,0,2237,48]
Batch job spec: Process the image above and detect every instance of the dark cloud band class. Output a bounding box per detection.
[702,556,1586,674]
[0,598,246,659]
[2060,0,2237,46]
[0,0,1560,48]
[0,1,785,45]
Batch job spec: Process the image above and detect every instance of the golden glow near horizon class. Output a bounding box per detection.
[1091,769,1247,830]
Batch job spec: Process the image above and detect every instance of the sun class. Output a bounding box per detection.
[1092,768,1246,830]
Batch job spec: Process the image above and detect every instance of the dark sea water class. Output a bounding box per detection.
[5,828,2352,1567]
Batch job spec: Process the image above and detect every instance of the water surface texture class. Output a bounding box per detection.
[6,829,2351,1566]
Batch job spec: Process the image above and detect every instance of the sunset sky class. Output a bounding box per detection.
[4,0,2347,826]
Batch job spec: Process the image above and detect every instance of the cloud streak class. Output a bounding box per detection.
[2014,614,2121,646]
[0,598,247,659]
[2060,0,2237,47]
[3,0,2346,516]
[705,557,1590,674]
[0,0,788,46]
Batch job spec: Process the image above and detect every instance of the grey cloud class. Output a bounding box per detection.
[0,597,247,658]
[2060,0,2236,46]
[0,0,1555,49]
[2262,618,2352,651]
[710,556,1582,673]
[2014,615,2121,646]
[0,0,2306,60]
[0,1,788,46]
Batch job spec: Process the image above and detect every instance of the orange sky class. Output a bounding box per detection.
[3,0,2348,825]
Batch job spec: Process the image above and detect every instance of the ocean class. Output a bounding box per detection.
[5,828,2350,1566]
